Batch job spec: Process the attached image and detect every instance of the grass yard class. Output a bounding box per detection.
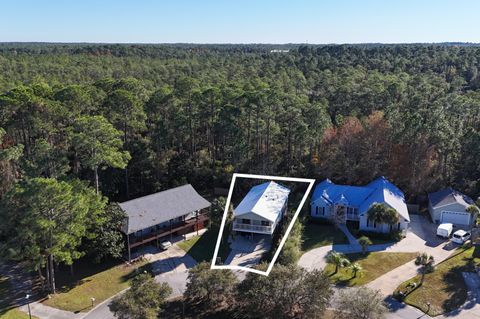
[0,275,38,319]
[301,222,349,251]
[178,227,230,264]
[0,308,35,319]
[325,252,418,286]
[42,259,149,313]
[394,246,477,316]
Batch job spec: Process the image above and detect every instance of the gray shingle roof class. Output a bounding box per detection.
[120,184,210,234]
[428,187,474,209]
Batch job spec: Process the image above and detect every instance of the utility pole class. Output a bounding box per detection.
[25,294,32,319]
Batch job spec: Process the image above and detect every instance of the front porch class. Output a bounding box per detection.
[232,218,275,235]
[333,204,360,223]
[126,213,209,261]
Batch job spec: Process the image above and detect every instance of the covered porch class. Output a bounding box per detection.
[126,212,209,261]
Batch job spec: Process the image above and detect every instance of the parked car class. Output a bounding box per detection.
[160,240,172,250]
[451,230,471,244]
[437,223,453,238]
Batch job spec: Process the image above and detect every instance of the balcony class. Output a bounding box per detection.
[128,214,208,248]
[232,222,273,234]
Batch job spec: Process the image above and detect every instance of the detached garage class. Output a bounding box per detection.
[428,187,478,228]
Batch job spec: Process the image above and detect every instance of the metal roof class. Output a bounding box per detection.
[428,187,474,209]
[234,181,291,222]
[120,184,210,234]
[312,176,410,222]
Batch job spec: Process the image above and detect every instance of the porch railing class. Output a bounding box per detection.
[232,222,273,233]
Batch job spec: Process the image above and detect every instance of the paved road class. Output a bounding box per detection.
[83,271,190,319]
[16,216,477,319]
[299,215,458,294]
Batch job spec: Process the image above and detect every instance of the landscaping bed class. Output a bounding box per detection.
[42,258,150,313]
[325,252,418,286]
[346,221,403,245]
[302,220,349,251]
[394,246,476,316]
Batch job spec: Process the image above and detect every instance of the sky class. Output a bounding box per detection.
[1,0,479,44]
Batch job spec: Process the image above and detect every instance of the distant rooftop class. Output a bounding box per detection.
[429,187,475,209]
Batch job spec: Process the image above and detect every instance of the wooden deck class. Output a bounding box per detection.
[128,214,208,249]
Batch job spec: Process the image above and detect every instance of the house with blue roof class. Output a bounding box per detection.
[310,176,410,233]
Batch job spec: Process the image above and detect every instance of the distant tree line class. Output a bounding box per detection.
[0,43,478,200]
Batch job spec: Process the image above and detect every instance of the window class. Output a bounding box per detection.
[397,223,401,231]
[242,218,251,224]
[261,221,270,226]
[315,206,318,215]
[322,207,325,216]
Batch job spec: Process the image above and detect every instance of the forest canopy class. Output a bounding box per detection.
[0,43,479,203]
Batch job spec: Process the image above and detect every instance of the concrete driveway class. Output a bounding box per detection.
[299,214,460,295]
[225,234,271,267]
[143,245,197,274]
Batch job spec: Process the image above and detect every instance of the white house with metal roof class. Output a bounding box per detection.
[428,187,477,228]
[233,181,290,235]
[311,176,410,233]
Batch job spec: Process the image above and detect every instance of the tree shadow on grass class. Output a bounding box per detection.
[441,261,474,315]
[185,228,220,263]
[53,257,149,294]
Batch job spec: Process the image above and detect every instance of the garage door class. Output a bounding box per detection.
[441,211,471,225]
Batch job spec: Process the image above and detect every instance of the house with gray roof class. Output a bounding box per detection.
[311,176,410,233]
[428,187,477,228]
[119,184,210,261]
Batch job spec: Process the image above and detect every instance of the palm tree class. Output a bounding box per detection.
[326,251,350,274]
[350,262,363,278]
[367,203,399,230]
[358,236,373,255]
[416,253,435,285]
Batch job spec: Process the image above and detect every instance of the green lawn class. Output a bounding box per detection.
[178,227,230,264]
[325,252,418,286]
[42,259,149,313]
[0,308,36,319]
[0,275,39,319]
[395,246,476,316]
[301,222,349,251]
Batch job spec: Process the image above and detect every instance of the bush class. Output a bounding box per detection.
[308,216,334,226]
[355,230,404,242]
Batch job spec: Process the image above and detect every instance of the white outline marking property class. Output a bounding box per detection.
[210,173,315,276]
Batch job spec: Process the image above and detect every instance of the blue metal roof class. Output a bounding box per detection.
[312,176,410,221]
[312,179,373,207]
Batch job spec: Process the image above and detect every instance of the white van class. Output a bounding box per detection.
[160,240,172,250]
[437,223,453,238]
